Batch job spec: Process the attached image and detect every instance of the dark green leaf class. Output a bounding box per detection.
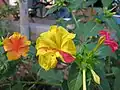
[105,18,120,39]
[86,43,97,51]
[112,67,120,90]
[75,21,104,41]
[68,63,82,90]
[68,0,84,10]
[84,21,104,38]
[62,80,69,90]
[45,6,58,16]
[95,62,110,90]
[101,0,112,7]
[38,69,64,83]
[86,0,98,7]
[98,46,117,59]
[0,61,18,80]
[31,63,40,73]
[12,83,23,90]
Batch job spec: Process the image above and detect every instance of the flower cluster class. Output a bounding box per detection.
[1,27,119,73]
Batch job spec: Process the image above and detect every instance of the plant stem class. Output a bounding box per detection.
[83,0,86,8]
[106,56,111,73]
[2,81,61,87]
[83,69,86,90]
[71,12,79,28]
[15,81,61,86]
[71,12,84,42]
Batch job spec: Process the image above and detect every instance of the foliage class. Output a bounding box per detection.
[0,3,19,20]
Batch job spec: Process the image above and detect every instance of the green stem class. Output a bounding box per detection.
[71,12,84,42]
[83,69,86,90]
[83,0,86,8]
[106,73,114,77]
[106,56,111,73]
[93,44,100,52]
[71,12,79,28]
[15,81,61,86]
[1,81,61,87]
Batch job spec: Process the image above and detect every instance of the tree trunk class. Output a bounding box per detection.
[19,0,29,39]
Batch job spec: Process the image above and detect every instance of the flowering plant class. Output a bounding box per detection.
[1,0,120,90]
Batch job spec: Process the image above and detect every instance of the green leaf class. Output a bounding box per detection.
[75,22,84,36]
[45,5,58,16]
[95,62,110,90]
[0,46,5,54]
[112,67,120,90]
[75,21,104,41]
[101,0,112,7]
[12,83,23,90]
[28,45,36,58]
[0,61,18,80]
[38,69,64,83]
[67,0,84,10]
[98,46,117,58]
[86,0,98,7]
[84,21,104,38]
[86,43,97,51]
[68,63,82,90]
[105,18,120,39]
[62,80,69,90]
[31,63,40,73]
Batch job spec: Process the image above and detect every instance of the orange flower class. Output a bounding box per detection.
[3,32,31,60]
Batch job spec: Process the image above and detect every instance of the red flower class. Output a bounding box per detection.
[99,30,111,40]
[99,30,118,52]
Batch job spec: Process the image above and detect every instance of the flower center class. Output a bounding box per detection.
[11,38,21,52]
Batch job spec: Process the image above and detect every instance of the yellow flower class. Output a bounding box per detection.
[36,25,76,70]
[3,32,31,60]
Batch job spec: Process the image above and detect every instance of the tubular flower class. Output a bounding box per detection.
[36,25,76,70]
[99,30,118,52]
[3,32,31,60]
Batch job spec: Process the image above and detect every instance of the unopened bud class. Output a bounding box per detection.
[91,69,100,84]
[98,36,105,45]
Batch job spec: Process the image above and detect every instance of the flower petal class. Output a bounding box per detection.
[99,30,118,52]
[10,32,22,39]
[62,33,76,46]
[49,25,72,49]
[36,35,57,50]
[19,47,29,57]
[36,48,56,56]
[105,40,118,52]
[7,51,21,60]
[38,53,58,70]
[61,40,76,55]
[59,50,75,63]
[20,36,31,47]
[99,30,110,40]
[3,38,13,51]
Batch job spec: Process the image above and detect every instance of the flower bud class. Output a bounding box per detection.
[91,69,100,84]
[98,36,105,45]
